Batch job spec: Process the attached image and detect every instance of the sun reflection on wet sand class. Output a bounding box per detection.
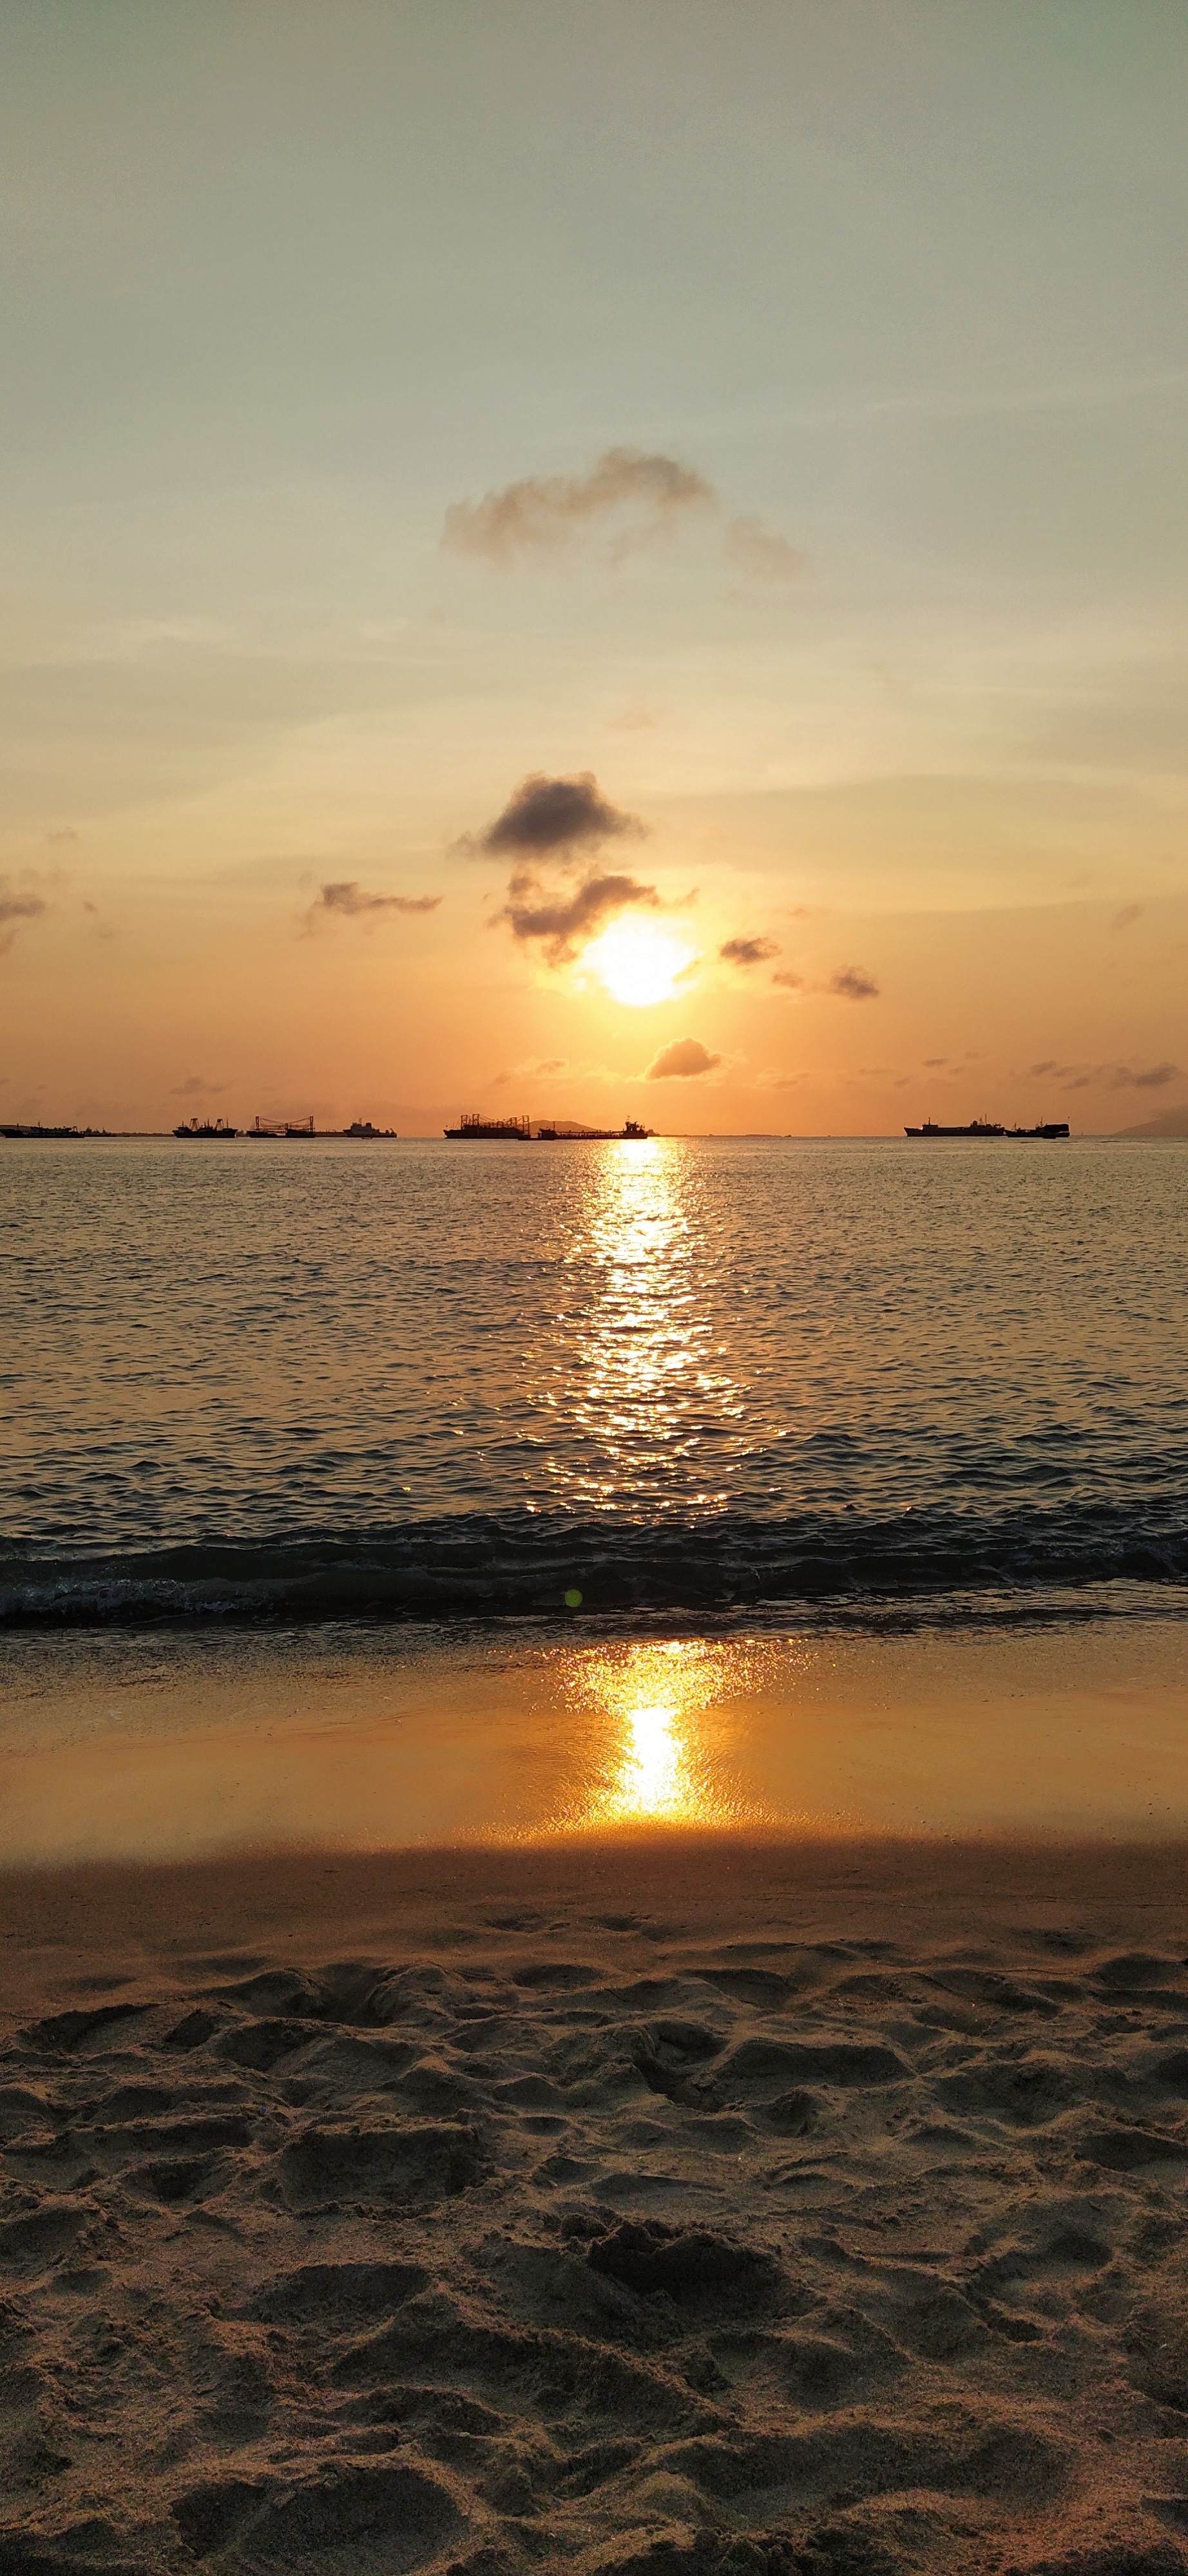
[549,1638,767,1834]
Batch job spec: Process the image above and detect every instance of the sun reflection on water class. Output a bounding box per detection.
[550,1140,742,1518]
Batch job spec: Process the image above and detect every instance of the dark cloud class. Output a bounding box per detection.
[645,1036,722,1081]
[443,448,714,564]
[1112,904,1143,932]
[720,934,780,967]
[309,881,441,925]
[772,969,804,992]
[723,515,805,583]
[500,869,661,969]
[472,772,644,861]
[171,1073,227,1098]
[0,875,48,956]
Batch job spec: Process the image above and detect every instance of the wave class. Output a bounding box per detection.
[1,1502,1185,1627]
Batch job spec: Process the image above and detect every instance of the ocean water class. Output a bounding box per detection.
[1,1133,1185,1628]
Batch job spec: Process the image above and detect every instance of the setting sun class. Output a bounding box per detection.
[580,920,696,1007]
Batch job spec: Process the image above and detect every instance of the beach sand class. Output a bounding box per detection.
[4,1827,1188,2574]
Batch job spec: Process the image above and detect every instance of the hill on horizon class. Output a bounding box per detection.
[1113,1101,1188,1138]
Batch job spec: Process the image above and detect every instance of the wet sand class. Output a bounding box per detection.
[5,1826,1188,2573]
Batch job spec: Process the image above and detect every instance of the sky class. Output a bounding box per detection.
[3,0,1187,1135]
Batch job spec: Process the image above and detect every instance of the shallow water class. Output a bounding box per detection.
[2,1133,1185,1622]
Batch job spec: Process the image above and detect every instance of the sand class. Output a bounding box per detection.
[2,1832,1188,2574]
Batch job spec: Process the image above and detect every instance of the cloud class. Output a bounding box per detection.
[492,1055,570,1088]
[1029,1057,1181,1092]
[827,966,880,1001]
[720,934,780,967]
[923,1056,948,1067]
[470,772,644,861]
[1116,1059,1180,1090]
[645,1036,723,1081]
[444,448,801,587]
[0,875,48,956]
[1112,903,1143,932]
[771,963,879,1000]
[499,869,662,968]
[442,447,714,564]
[724,515,805,583]
[606,705,660,733]
[171,1072,227,1098]
[307,880,441,927]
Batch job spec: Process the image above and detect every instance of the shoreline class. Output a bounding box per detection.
[5,1830,1188,2571]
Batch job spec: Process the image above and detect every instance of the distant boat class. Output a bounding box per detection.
[247,1117,316,1137]
[903,1119,1005,1138]
[342,1120,393,1138]
[1,1123,79,1139]
[904,1118,1068,1139]
[173,1117,239,1138]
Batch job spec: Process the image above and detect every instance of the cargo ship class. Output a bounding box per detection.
[905,1118,1069,1139]
[535,1119,654,1141]
[444,1113,655,1141]
[173,1117,239,1138]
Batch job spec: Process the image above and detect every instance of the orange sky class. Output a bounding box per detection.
[3,3,1187,1134]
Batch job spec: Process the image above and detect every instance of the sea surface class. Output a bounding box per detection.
[2,1133,1185,1631]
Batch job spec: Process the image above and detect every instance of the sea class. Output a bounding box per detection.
[3,1131,1187,1860]
[2,1132,1186,1630]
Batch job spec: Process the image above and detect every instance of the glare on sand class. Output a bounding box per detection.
[580,918,695,1007]
[548,1639,763,1834]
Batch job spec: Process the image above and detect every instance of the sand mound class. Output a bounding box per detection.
[3,1839,1188,2569]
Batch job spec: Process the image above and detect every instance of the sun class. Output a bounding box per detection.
[581,920,696,1007]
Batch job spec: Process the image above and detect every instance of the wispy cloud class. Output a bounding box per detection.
[492,1055,570,1088]
[442,448,714,565]
[645,1036,722,1080]
[443,447,801,585]
[723,516,804,583]
[720,934,780,967]
[772,963,880,1001]
[0,873,48,956]
[171,1072,227,1098]
[305,880,441,929]
[1028,1057,1181,1091]
[1112,903,1143,933]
